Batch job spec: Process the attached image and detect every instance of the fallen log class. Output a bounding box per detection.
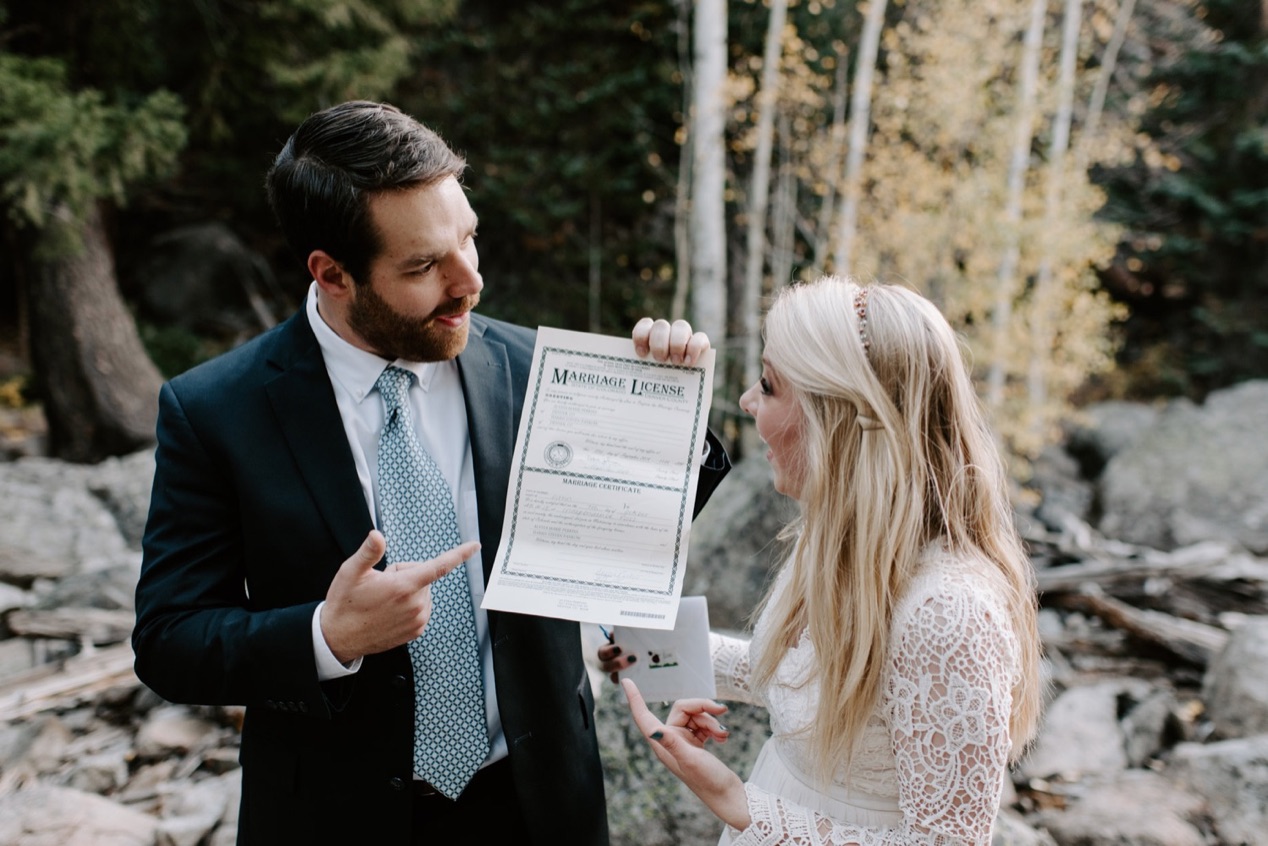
[0,642,138,722]
[1036,540,1235,594]
[5,608,134,645]
[1051,587,1229,666]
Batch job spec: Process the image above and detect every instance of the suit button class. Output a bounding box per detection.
[388,776,406,791]
[390,674,408,690]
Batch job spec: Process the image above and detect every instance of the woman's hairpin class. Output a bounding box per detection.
[854,287,871,354]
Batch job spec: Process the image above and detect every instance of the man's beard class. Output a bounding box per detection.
[347,283,479,363]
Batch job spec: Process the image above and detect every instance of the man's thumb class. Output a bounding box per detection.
[350,529,387,572]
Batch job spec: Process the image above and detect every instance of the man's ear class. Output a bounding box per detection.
[310,250,353,300]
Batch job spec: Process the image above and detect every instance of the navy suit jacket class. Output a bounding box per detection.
[133,309,729,845]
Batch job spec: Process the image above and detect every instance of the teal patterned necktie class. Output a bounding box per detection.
[375,365,489,799]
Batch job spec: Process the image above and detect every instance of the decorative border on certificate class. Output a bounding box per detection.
[499,346,704,595]
[481,327,715,629]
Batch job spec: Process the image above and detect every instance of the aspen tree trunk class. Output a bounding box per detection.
[1076,0,1136,172]
[672,0,694,321]
[690,0,729,343]
[986,0,1047,409]
[589,192,602,332]
[814,44,849,272]
[1028,0,1082,429]
[833,0,887,277]
[741,0,789,390]
[770,109,798,296]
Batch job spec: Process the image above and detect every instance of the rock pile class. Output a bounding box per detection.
[2,381,1268,845]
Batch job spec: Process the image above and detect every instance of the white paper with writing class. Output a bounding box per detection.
[481,327,715,629]
[612,596,716,700]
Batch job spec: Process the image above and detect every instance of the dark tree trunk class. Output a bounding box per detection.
[24,203,163,463]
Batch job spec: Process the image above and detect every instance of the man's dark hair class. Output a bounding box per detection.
[266,101,467,284]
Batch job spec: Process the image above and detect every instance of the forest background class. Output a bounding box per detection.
[0,0,1265,469]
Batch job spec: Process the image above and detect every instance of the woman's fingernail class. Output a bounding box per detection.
[610,646,622,657]
[627,655,637,663]
[651,731,664,741]
[718,724,729,732]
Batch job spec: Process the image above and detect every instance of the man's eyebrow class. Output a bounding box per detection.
[392,213,479,271]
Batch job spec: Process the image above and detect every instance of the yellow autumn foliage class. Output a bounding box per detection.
[726,0,1138,454]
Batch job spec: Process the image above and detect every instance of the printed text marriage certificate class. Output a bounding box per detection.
[480,327,715,630]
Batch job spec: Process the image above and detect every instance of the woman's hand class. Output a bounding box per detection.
[622,678,751,832]
[631,318,710,367]
[597,640,638,684]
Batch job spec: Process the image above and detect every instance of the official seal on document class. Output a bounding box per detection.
[544,441,573,468]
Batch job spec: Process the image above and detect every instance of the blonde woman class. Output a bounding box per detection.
[601,277,1043,845]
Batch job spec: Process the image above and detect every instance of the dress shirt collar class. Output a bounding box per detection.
[305,282,440,405]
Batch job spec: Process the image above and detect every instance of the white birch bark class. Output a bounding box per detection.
[1028,0,1082,423]
[1075,0,1136,173]
[771,108,798,295]
[986,0,1047,409]
[672,0,694,321]
[832,0,888,276]
[690,0,729,342]
[814,44,850,271]
[589,191,602,332]
[741,0,789,389]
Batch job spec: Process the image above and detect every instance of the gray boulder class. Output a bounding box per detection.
[1029,444,1095,534]
[131,222,279,336]
[1167,734,1268,846]
[0,784,158,846]
[1099,381,1268,553]
[1020,679,1153,780]
[684,456,795,630]
[1031,769,1207,846]
[0,458,130,584]
[1065,400,1162,479]
[1203,616,1268,738]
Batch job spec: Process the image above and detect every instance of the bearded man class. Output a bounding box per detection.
[133,101,729,846]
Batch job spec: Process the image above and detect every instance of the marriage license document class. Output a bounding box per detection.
[480,327,715,630]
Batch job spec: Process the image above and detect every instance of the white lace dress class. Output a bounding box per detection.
[711,544,1022,846]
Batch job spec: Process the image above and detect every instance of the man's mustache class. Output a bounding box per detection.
[430,293,480,320]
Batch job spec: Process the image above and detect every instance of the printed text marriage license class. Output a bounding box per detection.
[481,327,715,630]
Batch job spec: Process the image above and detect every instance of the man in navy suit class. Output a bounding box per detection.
[133,100,728,845]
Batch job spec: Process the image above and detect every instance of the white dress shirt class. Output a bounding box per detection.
[304,283,507,767]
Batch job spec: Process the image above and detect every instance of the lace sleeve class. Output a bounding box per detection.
[711,631,760,705]
[725,582,1017,846]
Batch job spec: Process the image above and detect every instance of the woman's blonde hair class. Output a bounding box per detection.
[751,276,1042,783]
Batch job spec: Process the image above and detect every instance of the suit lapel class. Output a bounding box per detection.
[264,313,374,570]
[456,321,514,585]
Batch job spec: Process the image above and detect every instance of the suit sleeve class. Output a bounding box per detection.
[132,381,332,717]
[692,429,732,518]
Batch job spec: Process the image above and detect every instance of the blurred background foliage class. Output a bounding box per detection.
[0,0,1264,459]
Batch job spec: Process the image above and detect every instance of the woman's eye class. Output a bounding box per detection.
[760,378,773,395]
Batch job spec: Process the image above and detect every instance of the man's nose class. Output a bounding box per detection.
[447,253,483,296]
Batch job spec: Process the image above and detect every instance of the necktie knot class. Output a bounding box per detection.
[376,366,416,417]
